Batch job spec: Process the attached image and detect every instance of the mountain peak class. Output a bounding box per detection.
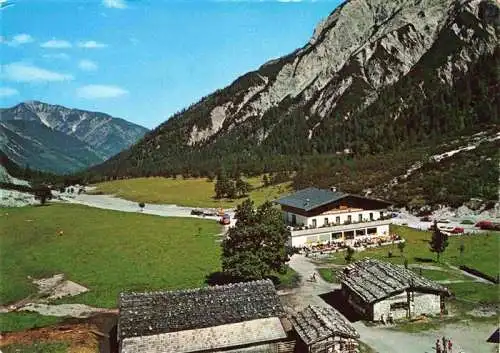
[1,102,149,173]
[90,0,499,178]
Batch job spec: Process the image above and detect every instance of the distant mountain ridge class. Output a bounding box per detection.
[89,0,499,179]
[0,101,148,174]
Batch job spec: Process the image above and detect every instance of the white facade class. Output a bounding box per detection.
[372,291,441,321]
[283,209,385,228]
[283,208,391,247]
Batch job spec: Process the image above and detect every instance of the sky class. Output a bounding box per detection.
[1,0,343,129]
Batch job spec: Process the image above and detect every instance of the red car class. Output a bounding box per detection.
[220,214,231,225]
[475,220,492,228]
[451,227,464,234]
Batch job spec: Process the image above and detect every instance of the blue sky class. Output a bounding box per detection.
[1,0,342,128]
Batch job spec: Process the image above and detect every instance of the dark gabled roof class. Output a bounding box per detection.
[338,258,451,304]
[275,187,347,211]
[118,279,285,339]
[487,328,499,343]
[291,305,359,345]
[275,187,392,212]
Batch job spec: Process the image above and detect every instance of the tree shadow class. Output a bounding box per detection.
[205,271,244,286]
[414,257,435,263]
[319,289,364,323]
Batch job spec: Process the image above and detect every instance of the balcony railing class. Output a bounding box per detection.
[288,218,392,237]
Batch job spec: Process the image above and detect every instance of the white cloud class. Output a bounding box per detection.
[2,62,74,82]
[102,0,127,9]
[40,39,72,49]
[78,59,98,71]
[1,33,34,46]
[77,85,128,99]
[77,40,107,49]
[10,33,34,46]
[43,53,70,60]
[0,87,19,97]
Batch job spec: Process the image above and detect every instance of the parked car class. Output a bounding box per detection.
[190,209,204,216]
[450,227,464,234]
[475,220,492,228]
[437,219,450,223]
[420,216,432,222]
[202,210,217,217]
[220,213,231,225]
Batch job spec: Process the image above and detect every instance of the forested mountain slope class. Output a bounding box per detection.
[90,0,499,180]
[0,101,148,173]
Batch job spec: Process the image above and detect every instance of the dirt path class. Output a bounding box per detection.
[281,254,339,312]
[60,193,236,223]
[285,254,498,353]
[19,304,118,318]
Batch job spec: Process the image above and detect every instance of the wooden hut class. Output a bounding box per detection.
[291,305,359,353]
[338,258,451,321]
[118,279,295,353]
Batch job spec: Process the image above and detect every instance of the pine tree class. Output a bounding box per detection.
[429,220,449,262]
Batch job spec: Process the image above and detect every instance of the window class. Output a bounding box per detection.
[367,227,377,235]
[344,231,354,239]
[380,211,384,219]
[356,229,366,237]
[291,214,296,225]
[324,218,329,226]
[336,216,341,224]
[319,233,330,242]
[332,232,342,239]
[312,219,317,228]
[369,213,374,221]
[347,215,352,222]
[390,302,408,310]
[306,235,319,243]
[358,214,363,222]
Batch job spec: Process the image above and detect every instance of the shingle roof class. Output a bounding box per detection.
[275,187,347,211]
[338,258,451,304]
[291,305,359,345]
[120,317,288,353]
[118,279,285,339]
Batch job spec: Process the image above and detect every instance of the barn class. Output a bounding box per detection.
[338,258,451,322]
[291,305,360,353]
[117,279,296,353]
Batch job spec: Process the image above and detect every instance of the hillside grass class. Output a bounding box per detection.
[2,342,70,353]
[0,204,222,308]
[92,176,291,208]
[0,312,63,333]
[324,225,499,277]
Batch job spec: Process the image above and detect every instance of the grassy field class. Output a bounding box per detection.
[0,203,222,308]
[322,225,499,277]
[317,267,339,283]
[2,342,69,353]
[319,225,499,304]
[0,312,62,332]
[92,176,291,208]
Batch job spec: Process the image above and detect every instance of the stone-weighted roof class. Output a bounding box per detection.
[118,279,285,339]
[338,258,450,304]
[291,305,359,345]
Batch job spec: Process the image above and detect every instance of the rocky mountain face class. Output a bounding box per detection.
[0,101,148,174]
[92,0,499,178]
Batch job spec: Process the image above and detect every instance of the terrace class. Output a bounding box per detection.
[288,218,392,237]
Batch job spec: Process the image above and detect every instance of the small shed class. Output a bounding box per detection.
[291,305,359,353]
[118,279,295,353]
[338,258,451,321]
